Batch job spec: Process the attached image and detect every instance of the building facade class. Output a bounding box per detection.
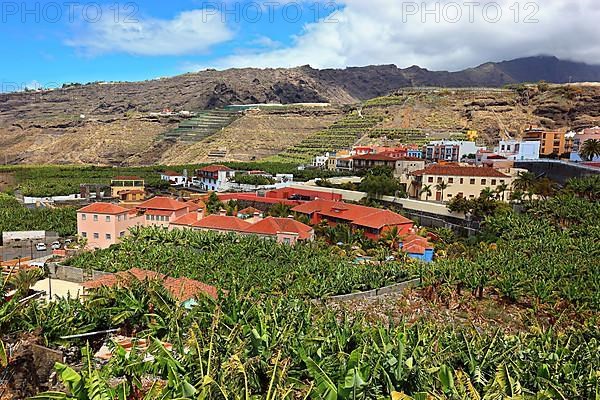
[110,176,145,198]
[408,164,512,202]
[424,141,481,163]
[569,127,600,162]
[194,165,236,192]
[496,140,540,161]
[522,127,567,156]
[77,203,143,249]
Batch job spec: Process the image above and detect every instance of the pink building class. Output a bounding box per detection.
[78,197,203,249]
[77,203,143,249]
[136,197,202,227]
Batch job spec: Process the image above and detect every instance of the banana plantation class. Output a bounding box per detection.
[1,178,599,399]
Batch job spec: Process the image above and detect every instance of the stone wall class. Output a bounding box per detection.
[327,278,421,302]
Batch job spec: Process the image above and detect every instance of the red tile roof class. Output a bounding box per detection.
[352,153,397,161]
[145,209,174,217]
[162,170,182,176]
[78,203,130,215]
[402,235,434,255]
[171,212,202,226]
[292,200,413,230]
[411,165,509,178]
[352,210,413,229]
[199,165,233,172]
[238,206,262,215]
[83,268,218,300]
[193,215,252,231]
[137,196,189,211]
[243,217,314,240]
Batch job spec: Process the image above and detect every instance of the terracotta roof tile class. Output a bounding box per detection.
[78,203,130,215]
[352,210,413,229]
[137,196,189,211]
[238,207,262,215]
[244,217,314,240]
[199,165,233,172]
[171,212,202,226]
[83,268,218,301]
[193,215,252,231]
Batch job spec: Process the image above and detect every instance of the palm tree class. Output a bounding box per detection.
[513,171,537,200]
[420,184,433,201]
[496,183,509,201]
[435,182,449,202]
[381,226,402,250]
[480,187,496,201]
[580,138,600,161]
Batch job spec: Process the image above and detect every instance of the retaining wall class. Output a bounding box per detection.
[327,278,421,302]
[48,263,112,283]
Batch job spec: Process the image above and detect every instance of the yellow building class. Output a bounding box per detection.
[408,164,513,202]
[110,176,145,198]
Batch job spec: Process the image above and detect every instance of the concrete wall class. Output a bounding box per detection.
[515,160,600,184]
[48,263,112,283]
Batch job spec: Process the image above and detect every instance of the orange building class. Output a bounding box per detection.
[522,127,567,156]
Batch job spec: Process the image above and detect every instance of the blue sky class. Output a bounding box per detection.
[1,0,598,90]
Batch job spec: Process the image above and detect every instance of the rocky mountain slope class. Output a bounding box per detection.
[2,56,600,165]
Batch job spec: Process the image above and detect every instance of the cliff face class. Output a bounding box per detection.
[2,56,600,165]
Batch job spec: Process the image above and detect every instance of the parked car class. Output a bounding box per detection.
[29,261,46,269]
[51,241,62,250]
[35,243,47,251]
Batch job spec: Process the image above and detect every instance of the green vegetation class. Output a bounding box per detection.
[2,177,599,398]
[0,193,76,238]
[231,174,275,186]
[0,163,350,197]
[268,114,384,163]
[64,227,414,298]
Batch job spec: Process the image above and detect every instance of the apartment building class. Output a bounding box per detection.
[408,164,512,202]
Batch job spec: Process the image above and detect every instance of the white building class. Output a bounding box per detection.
[496,140,540,161]
[313,153,330,168]
[424,141,483,163]
[194,165,236,192]
[160,170,189,186]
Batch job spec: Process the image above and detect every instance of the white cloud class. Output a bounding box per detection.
[200,0,600,71]
[66,9,234,56]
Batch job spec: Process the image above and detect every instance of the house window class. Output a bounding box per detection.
[491,179,497,185]
[82,232,87,238]
[460,178,464,184]
[165,216,170,222]
[81,214,87,221]
[105,216,111,222]
[470,179,476,185]
[117,215,122,221]
[119,231,125,238]
[284,238,291,245]
[93,233,99,239]
[481,179,487,185]
[469,195,475,198]
[500,180,505,185]
[447,194,453,198]
[448,178,454,184]
[105,233,112,240]
[437,177,443,183]
[146,215,151,221]
[93,215,98,222]
[428,177,434,183]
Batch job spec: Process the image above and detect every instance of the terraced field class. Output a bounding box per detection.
[161,110,240,143]
[267,114,383,163]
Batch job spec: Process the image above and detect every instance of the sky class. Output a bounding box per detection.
[1,0,600,90]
